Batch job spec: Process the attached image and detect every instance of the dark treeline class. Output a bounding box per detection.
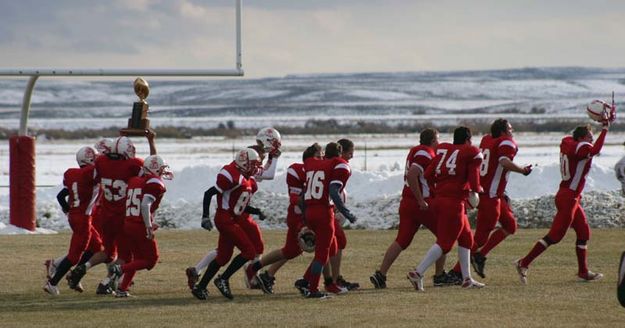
[1,118,624,140]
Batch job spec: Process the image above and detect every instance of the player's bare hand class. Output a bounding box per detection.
[146,227,154,240]
[417,199,429,210]
[145,129,156,140]
[522,164,533,176]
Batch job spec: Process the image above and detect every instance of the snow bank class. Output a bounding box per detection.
[2,161,622,234]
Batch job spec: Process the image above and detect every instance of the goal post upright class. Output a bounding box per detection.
[1,0,244,231]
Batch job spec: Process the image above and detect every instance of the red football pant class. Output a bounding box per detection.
[303,205,336,291]
[395,197,437,250]
[474,195,517,251]
[92,210,131,263]
[214,210,256,266]
[281,213,304,260]
[119,221,159,291]
[433,197,473,253]
[67,213,103,265]
[236,214,264,255]
[547,189,590,243]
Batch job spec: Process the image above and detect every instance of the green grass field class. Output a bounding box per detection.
[1,229,623,327]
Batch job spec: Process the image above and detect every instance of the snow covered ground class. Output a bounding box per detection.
[1,132,624,233]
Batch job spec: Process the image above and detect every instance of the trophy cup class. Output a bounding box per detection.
[120,77,152,136]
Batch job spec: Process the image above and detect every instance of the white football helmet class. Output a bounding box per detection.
[113,136,136,159]
[235,148,262,177]
[76,146,97,166]
[143,155,173,180]
[256,127,282,152]
[94,138,113,155]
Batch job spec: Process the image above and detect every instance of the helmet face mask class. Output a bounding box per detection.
[256,127,282,152]
[143,155,173,180]
[76,146,97,167]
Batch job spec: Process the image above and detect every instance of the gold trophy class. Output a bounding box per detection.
[120,77,152,136]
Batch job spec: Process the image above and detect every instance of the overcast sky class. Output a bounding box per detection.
[1,0,625,78]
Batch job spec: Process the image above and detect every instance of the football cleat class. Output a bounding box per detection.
[515,259,528,285]
[370,271,387,289]
[446,270,463,286]
[108,263,123,291]
[294,278,310,296]
[185,267,199,290]
[578,270,604,282]
[324,282,348,295]
[66,272,84,293]
[44,259,57,280]
[433,271,451,287]
[305,290,330,299]
[461,278,485,289]
[471,253,487,279]
[407,271,424,292]
[96,282,114,295]
[191,286,209,300]
[243,262,259,289]
[43,281,60,296]
[68,264,87,286]
[214,275,233,300]
[337,275,359,291]
[257,271,275,294]
[115,290,131,298]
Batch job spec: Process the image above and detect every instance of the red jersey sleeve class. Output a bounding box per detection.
[330,159,351,188]
[497,137,517,161]
[467,146,483,191]
[412,149,433,173]
[215,169,237,193]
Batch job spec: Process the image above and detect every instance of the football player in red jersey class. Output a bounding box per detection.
[516,120,610,284]
[108,155,172,297]
[407,126,485,291]
[68,132,156,294]
[191,148,264,300]
[467,119,532,278]
[371,128,453,288]
[240,143,323,294]
[325,138,359,292]
[44,138,114,291]
[43,146,103,295]
[186,129,282,290]
[295,142,357,298]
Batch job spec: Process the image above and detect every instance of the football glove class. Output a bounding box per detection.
[201,217,214,231]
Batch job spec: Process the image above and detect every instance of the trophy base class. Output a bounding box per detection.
[120,127,154,137]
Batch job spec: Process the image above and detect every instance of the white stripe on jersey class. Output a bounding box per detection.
[219,169,234,183]
[287,167,300,180]
[334,163,351,173]
[576,142,592,155]
[418,173,430,198]
[499,140,517,150]
[414,150,433,160]
[412,163,424,173]
[85,186,100,216]
[569,158,588,191]
[489,163,504,198]
[143,193,156,202]
[474,152,484,160]
[146,177,165,187]
[330,180,344,188]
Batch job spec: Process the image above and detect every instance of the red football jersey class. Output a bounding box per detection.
[125,174,167,225]
[479,135,518,198]
[63,165,99,216]
[303,157,350,207]
[558,129,607,195]
[94,156,143,215]
[286,162,305,217]
[426,143,482,199]
[215,162,258,218]
[401,145,435,200]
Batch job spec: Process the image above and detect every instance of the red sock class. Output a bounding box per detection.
[521,241,547,267]
[452,261,460,273]
[119,269,136,291]
[480,228,508,256]
[576,245,588,275]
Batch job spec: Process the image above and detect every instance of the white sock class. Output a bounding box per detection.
[459,246,471,280]
[416,244,443,275]
[195,249,217,273]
